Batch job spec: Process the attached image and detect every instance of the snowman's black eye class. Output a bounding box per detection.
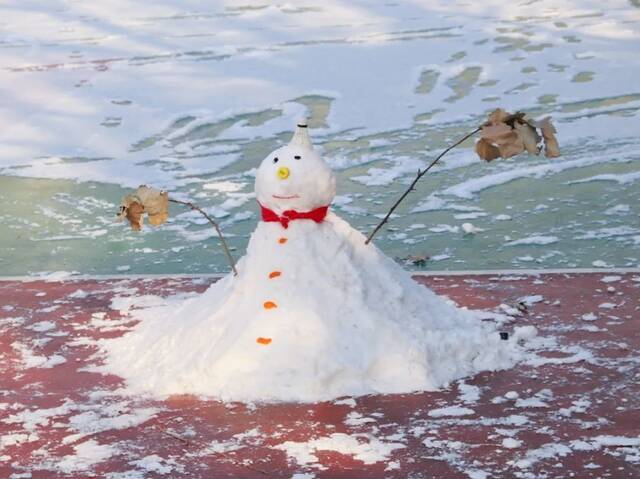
[294,155,301,160]
[273,157,279,164]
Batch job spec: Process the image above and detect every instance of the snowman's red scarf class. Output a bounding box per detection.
[259,203,329,229]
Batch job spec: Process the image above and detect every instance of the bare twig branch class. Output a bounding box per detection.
[365,126,482,245]
[169,198,238,276]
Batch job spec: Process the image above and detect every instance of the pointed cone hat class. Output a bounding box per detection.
[289,119,313,150]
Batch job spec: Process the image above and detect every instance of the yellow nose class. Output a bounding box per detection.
[277,167,290,180]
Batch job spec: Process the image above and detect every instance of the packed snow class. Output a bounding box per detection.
[98,126,533,402]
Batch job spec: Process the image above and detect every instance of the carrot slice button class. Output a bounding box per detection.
[263,301,278,309]
[257,337,272,345]
[269,271,281,279]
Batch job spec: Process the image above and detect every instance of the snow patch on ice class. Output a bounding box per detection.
[581,313,598,321]
[526,348,595,367]
[69,289,89,299]
[514,442,572,469]
[11,342,66,369]
[130,455,174,475]
[333,398,357,407]
[428,406,475,418]
[570,170,640,185]
[55,440,118,474]
[458,382,481,404]
[274,433,404,467]
[344,412,377,427]
[26,321,56,332]
[461,223,484,234]
[516,295,544,306]
[443,153,639,199]
[506,236,558,246]
[514,389,553,409]
[604,204,630,215]
[502,438,522,449]
[601,275,622,283]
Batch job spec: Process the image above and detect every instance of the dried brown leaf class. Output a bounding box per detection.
[148,211,168,226]
[479,108,552,160]
[486,108,511,125]
[475,138,501,162]
[118,193,140,227]
[480,123,514,145]
[135,185,169,226]
[497,134,525,158]
[538,117,561,158]
[126,201,145,231]
[514,121,541,155]
[118,185,169,231]
[117,198,131,222]
[481,122,524,159]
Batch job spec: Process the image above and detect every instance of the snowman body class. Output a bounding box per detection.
[101,125,524,402]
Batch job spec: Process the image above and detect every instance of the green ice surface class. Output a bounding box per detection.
[1,129,638,276]
[1,2,639,276]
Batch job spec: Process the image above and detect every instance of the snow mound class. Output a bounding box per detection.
[98,213,531,402]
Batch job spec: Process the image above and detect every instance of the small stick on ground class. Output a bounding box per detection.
[365,126,482,245]
[169,198,238,276]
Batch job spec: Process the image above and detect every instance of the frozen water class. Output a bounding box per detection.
[96,132,532,401]
[0,0,639,274]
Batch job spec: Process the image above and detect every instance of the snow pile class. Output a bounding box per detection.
[100,212,531,402]
[99,125,534,403]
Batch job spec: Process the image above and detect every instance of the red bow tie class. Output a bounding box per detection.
[259,203,329,229]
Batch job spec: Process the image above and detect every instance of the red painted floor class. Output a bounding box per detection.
[0,272,639,478]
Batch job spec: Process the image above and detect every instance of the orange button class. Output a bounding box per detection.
[278,237,287,244]
[269,271,281,279]
[256,337,272,345]
[263,301,278,309]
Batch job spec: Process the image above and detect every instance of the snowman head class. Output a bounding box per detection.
[255,122,336,214]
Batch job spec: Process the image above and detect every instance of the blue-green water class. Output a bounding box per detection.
[0,1,638,276]
[1,136,638,276]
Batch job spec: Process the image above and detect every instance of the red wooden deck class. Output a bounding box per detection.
[1,272,639,478]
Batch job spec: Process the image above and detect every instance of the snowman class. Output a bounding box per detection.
[101,122,529,403]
